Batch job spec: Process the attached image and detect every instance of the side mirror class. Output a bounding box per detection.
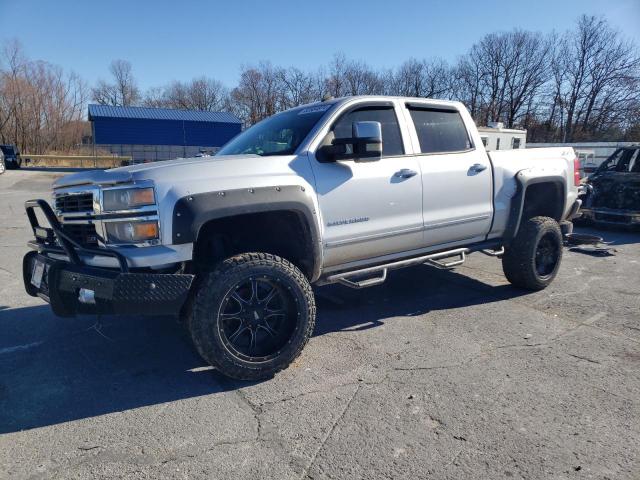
[317,121,383,163]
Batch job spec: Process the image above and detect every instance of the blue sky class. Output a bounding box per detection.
[1,0,638,91]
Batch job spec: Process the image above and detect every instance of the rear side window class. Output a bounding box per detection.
[332,106,404,157]
[408,108,472,154]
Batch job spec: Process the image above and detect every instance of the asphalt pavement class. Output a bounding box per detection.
[1,169,639,479]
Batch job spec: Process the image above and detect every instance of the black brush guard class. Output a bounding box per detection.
[23,199,194,318]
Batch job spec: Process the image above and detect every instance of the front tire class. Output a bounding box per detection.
[502,216,563,290]
[189,253,316,380]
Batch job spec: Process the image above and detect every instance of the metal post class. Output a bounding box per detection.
[91,121,96,168]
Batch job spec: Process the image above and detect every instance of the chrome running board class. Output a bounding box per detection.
[326,247,469,289]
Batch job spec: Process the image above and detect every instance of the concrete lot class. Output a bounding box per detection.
[1,169,639,479]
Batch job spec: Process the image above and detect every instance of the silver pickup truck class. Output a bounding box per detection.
[23,96,581,379]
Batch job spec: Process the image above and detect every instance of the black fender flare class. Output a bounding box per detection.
[504,171,567,242]
[172,185,323,281]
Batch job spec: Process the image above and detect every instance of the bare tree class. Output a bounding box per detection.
[277,67,321,109]
[450,54,484,120]
[386,58,451,98]
[323,54,383,97]
[92,59,140,106]
[230,62,284,125]
[0,39,89,153]
[549,16,640,141]
[145,77,230,111]
[324,53,348,98]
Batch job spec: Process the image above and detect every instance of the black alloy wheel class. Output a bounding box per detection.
[535,232,561,278]
[218,276,297,362]
[502,216,563,290]
[189,252,316,380]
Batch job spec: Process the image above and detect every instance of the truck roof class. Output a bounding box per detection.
[308,95,466,109]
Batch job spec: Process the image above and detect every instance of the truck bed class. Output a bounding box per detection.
[487,147,579,240]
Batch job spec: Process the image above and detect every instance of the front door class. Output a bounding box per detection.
[309,103,423,268]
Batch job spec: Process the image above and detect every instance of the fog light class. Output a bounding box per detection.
[105,220,159,244]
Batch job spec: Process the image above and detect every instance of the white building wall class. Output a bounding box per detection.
[527,142,638,167]
[478,129,527,151]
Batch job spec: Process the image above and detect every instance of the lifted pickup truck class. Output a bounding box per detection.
[23,96,581,380]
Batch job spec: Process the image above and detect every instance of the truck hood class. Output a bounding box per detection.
[52,155,265,189]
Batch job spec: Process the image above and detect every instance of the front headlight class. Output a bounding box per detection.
[103,187,155,211]
[105,220,159,244]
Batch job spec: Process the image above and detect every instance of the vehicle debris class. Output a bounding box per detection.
[564,232,616,256]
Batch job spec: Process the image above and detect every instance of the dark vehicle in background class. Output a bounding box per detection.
[578,144,640,227]
[0,144,22,169]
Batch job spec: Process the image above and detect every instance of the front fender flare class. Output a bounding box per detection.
[171,185,322,281]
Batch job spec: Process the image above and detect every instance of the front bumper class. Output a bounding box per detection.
[23,199,193,317]
[578,207,640,226]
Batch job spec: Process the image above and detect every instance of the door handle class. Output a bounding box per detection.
[393,168,417,179]
[470,163,487,172]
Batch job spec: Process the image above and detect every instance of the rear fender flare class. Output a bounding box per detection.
[504,170,567,242]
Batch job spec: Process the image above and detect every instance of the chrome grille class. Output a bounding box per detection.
[55,193,94,214]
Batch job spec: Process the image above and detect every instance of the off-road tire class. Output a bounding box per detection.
[189,253,316,380]
[502,216,563,291]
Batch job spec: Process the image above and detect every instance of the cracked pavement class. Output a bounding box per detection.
[1,169,639,479]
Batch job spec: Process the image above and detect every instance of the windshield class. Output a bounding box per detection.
[0,145,15,155]
[597,148,640,173]
[217,104,334,157]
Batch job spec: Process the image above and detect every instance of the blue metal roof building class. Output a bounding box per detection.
[88,105,242,155]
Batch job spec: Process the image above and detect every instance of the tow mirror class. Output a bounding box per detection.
[317,121,383,163]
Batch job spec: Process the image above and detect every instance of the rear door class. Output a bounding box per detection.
[309,102,424,268]
[404,104,493,247]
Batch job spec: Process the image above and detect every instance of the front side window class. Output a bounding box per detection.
[408,108,472,154]
[512,137,521,149]
[218,104,333,157]
[332,106,405,157]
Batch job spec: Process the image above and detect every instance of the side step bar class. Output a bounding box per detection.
[326,247,469,289]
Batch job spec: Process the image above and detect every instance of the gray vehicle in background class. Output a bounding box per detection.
[0,144,22,169]
[22,96,582,380]
[0,148,5,175]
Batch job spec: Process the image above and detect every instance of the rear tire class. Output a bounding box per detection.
[189,253,315,380]
[502,216,563,291]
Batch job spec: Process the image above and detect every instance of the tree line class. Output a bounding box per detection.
[0,40,88,154]
[1,15,638,154]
